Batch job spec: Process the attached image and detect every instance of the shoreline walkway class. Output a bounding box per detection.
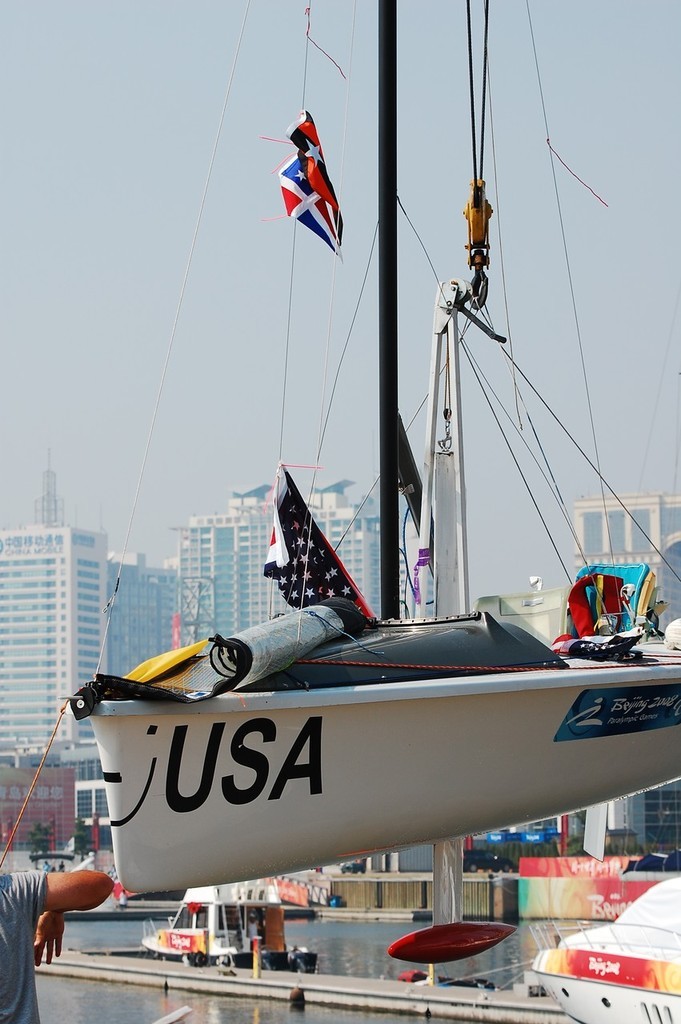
[47,950,568,1023]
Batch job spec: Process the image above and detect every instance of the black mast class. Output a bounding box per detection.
[378,0,400,619]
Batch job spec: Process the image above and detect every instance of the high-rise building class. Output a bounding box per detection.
[105,553,176,676]
[178,481,380,642]
[0,486,108,749]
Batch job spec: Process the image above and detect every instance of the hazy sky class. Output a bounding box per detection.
[1,1,680,602]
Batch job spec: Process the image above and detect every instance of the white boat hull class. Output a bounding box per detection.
[533,952,681,1024]
[90,648,681,891]
[532,878,681,1024]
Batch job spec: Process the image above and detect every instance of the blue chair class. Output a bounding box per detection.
[570,563,656,635]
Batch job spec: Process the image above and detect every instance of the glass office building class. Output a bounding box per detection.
[105,553,176,676]
[0,524,108,748]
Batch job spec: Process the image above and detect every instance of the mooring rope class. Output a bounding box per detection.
[0,702,69,871]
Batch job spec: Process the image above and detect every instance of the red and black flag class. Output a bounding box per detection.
[285,111,343,247]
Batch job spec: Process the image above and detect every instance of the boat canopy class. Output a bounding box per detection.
[614,878,681,933]
[560,878,681,952]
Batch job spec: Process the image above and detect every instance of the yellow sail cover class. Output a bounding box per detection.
[125,638,209,683]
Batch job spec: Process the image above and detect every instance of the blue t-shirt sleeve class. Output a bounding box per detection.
[0,870,47,927]
[27,870,47,926]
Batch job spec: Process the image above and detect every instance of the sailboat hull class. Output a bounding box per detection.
[90,646,681,891]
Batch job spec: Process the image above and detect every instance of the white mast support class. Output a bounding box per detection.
[415,281,470,618]
[432,837,464,925]
[434,307,470,614]
[414,297,445,617]
[583,803,608,861]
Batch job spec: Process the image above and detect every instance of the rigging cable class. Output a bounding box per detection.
[332,381,435,554]
[96,0,253,673]
[636,274,681,494]
[485,59,523,428]
[462,344,572,578]
[277,212,301,466]
[464,0,492,307]
[465,0,490,183]
[277,222,379,562]
[462,341,581,579]
[277,0,317,466]
[478,0,490,183]
[465,0,479,186]
[311,0,358,486]
[525,0,615,566]
[318,220,378,455]
[396,195,448,308]
[503,347,681,588]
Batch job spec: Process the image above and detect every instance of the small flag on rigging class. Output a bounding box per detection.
[264,469,373,618]
[278,110,343,255]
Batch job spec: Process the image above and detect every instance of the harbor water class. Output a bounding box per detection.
[36,915,541,1023]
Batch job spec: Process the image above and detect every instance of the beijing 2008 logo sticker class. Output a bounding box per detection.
[555,684,681,741]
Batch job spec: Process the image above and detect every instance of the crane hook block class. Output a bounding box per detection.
[463,179,493,271]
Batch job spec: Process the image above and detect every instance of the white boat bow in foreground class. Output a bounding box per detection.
[532,877,681,1024]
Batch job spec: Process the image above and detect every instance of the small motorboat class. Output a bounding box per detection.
[141,877,317,972]
[532,877,681,1024]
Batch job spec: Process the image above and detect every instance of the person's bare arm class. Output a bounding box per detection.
[34,910,64,966]
[43,870,114,913]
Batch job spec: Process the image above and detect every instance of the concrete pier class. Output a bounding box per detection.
[46,950,568,1023]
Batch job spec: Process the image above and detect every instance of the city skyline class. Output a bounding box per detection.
[8,460,681,622]
[7,461,379,577]
[1,2,679,603]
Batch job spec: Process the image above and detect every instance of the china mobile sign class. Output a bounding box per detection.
[0,532,65,557]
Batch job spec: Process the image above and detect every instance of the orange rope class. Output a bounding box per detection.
[0,701,69,871]
[296,658,562,672]
[295,656,671,672]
